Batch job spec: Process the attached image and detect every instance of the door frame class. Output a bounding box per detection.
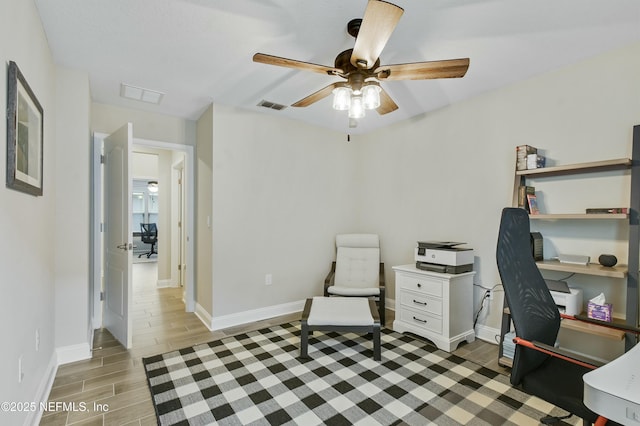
[92,133,196,329]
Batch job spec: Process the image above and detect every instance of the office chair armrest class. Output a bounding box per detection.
[569,313,640,335]
[324,262,336,296]
[513,337,604,369]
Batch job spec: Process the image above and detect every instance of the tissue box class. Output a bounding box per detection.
[587,302,612,322]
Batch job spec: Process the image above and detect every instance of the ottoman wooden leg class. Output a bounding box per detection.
[300,321,309,358]
[299,298,312,358]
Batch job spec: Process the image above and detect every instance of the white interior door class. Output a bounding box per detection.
[103,123,133,348]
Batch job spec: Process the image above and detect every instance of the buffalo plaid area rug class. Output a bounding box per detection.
[143,322,576,425]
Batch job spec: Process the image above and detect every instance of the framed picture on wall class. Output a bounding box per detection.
[6,61,44,196]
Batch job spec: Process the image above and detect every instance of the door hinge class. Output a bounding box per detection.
[178,264,181,271]
[100,291,104,301]
[100,154,105,164]
[100,222,104,232]
[178,220,182,228]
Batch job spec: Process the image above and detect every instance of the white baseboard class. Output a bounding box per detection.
[157,279,178,288]
[56,343,92,365]
[195,303,214,331]
[197,298,389,334]
[26,353,58,426]
[386,298,395,312]
[474,324,500,345]
[210,300,306,331]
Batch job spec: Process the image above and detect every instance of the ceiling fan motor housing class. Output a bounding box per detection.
[335,49,380,74]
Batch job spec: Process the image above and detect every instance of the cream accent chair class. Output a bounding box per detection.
[324,234,386,325]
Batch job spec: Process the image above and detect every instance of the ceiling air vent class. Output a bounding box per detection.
[120,83,164,105]
[257,100,287,111]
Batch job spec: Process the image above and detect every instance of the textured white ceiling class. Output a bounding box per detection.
[35,0,640,134]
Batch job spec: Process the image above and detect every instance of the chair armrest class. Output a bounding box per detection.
[513,336,604,369]
[324,262,336,296]
[379,263,385,288]
[571,313,640,335]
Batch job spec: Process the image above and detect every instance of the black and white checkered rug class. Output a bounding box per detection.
[143,322,576,425]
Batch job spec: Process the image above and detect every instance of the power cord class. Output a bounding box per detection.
[473,289,491,328]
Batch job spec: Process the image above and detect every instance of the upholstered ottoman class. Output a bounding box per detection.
[300,297,381,360]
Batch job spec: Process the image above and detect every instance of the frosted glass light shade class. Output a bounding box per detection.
[332,86,351,110]
[348,95,365,119]
[362,84,381,110]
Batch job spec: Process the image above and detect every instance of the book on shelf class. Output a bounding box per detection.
[518,185,535,212]
[585,207,629,214]
[527,193,540,215]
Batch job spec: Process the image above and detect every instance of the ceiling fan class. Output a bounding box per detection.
[253,0,469,125]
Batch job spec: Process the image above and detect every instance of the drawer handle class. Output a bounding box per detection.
[413,316,427,324]
[413,299,427,306]
[416,283,422,288]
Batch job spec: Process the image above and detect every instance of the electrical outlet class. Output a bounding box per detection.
[265,274,272,286]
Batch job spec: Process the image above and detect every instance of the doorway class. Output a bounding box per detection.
[92,131,195,348]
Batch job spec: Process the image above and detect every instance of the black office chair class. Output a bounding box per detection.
[138,223,158,258]
[496,208,612,425]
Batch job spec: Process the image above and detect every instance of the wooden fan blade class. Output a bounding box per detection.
[351,1,404,69]
[375,58,470,80]
[376,87,398,115]
[253,53,342,76]
[291,83,341,107]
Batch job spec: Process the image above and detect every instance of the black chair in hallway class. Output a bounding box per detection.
[139,223,158,258]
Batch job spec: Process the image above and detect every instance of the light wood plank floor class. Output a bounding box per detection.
[40,262,506,425]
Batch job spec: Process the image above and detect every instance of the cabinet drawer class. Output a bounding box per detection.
[397,273,443,298]
[398,308,442,334]
[399,290,442,316]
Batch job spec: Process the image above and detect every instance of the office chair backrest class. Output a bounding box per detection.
[334,234,380,289]
[141,223,157,243]
[496,208,560,385]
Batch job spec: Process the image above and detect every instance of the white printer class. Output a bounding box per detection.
[545,279,582,316]
[415,241,474,274]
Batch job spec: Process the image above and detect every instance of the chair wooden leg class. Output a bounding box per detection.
[372,324,381,361]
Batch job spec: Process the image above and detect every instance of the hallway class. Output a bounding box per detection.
[41,263,301,425]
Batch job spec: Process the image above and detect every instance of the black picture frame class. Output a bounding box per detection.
[6,61,44,196]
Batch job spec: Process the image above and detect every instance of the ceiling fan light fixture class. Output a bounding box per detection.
[362,83,381,110]
[332,86,351,111]
[148,181,159,193]
[348,95,365,119]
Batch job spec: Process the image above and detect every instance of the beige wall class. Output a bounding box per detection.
[0,1,56,422]
[210,106,360,317]
[54,67,92,349]
[0,0,91,423]
[196,104,214,313]
[92,102,195,146]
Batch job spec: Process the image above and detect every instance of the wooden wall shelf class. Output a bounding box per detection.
[516,158,631,178]
[535,259,628,279]
[499,127,640,366]
[530,213,628,220]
